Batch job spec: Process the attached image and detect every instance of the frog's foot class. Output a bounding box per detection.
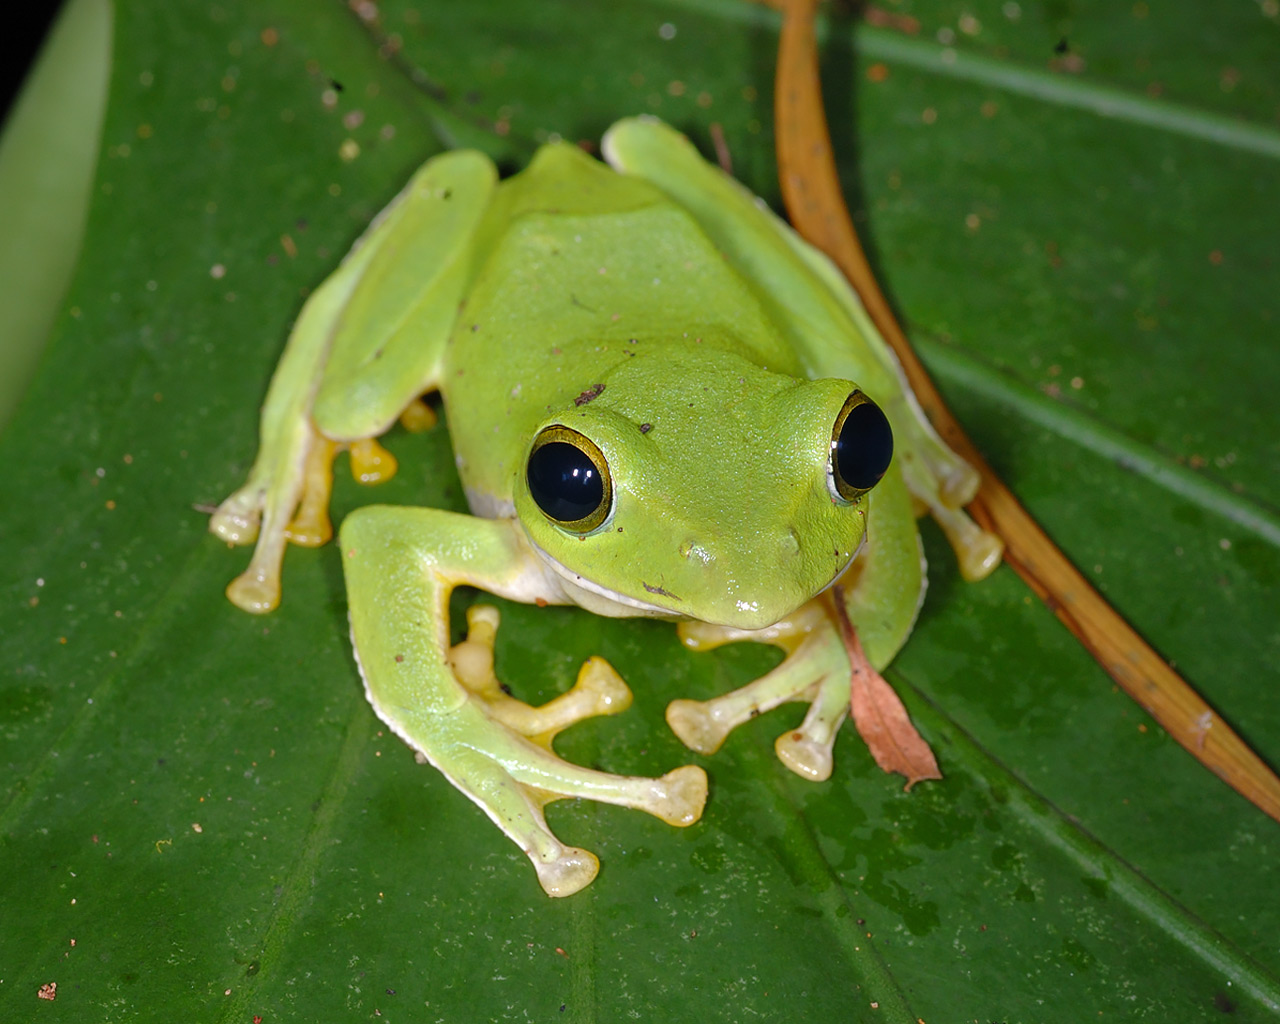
[775,646,853,782]
[668,618,850,781]
[347,436,398,484]
[898,449,1003,583]
[931,501,1004,582]
[210,486,265,547]
[283,435,338,547]
[398,396,438,433]
[403,701,706,897]
[210,424,336,613]
[212,429,403,613]
[416,602,706,896]
[447,604,633,743]
[907,425,980,510]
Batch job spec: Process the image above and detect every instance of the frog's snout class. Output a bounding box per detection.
[665,519,848,629]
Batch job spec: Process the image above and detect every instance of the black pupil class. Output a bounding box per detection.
[836,400,894,491]
[527,441,604,524]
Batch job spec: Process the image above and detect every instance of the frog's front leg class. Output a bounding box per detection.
[668,603,853,780]
[340,506,708,897]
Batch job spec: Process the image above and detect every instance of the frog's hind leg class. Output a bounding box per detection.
[342,505,707,897]
[210,255,373,613]
[211,150,497,613]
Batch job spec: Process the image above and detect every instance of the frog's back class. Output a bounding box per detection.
[443,143,802,502]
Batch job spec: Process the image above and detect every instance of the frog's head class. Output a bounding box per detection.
[513,347,894,630]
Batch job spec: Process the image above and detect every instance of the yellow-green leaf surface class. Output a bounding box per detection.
[3,1,1277,1020]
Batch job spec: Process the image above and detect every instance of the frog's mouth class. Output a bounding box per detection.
[529,539,681,619]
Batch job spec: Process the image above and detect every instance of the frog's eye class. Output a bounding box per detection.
[527,425,613,532]
[829,390,894,502]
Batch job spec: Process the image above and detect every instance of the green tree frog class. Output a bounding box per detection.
[211,117,1001,897]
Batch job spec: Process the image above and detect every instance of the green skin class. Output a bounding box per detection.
[211,117,999,897]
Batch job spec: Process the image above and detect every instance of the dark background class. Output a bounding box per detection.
[2,0,65,127]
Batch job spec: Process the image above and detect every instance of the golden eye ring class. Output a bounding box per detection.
[829,390,894,503]
[526,425,613,533]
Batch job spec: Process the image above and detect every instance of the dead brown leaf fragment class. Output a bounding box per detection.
[828,587,942,790]
[769,0,1280,823]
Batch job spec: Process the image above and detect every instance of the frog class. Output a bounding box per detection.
[210,116,1002,897]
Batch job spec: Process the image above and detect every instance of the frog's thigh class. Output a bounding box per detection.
[313,150,497,441]
[340,506,707,897]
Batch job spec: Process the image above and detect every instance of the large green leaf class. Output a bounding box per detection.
[3,0,1278,1020]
